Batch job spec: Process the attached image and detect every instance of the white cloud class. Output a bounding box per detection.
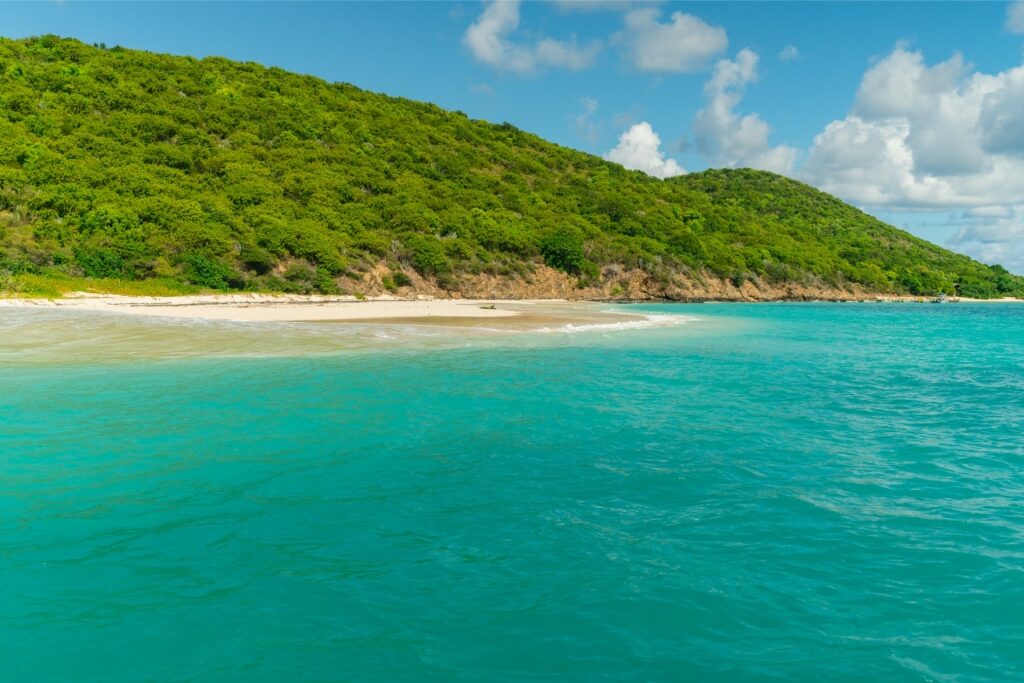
[853,48,966,119]
[978,67,1024,156]
[574,96,600,143]
[801,47,1024,209]
[693,49,798,173]
[615,8,727,73]
[948,204,1024,272]
[604,122,686,178]
[788,45,1024,272]
[1007,1,1024,34]
[802,116,924,205]
[463,0,601,73]
[778,45,799,63]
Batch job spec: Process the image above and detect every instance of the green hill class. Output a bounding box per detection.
[1,35,1020,299]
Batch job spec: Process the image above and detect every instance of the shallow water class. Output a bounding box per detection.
[2,303,1022,681]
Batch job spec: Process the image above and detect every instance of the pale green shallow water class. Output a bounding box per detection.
[1,303,1022,681]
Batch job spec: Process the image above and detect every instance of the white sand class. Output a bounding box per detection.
[0,293,546,322]
[4,292,1019,323]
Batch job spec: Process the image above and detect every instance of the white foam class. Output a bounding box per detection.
[534,314,699,335]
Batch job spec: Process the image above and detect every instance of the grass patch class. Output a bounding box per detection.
[1,272,203,299]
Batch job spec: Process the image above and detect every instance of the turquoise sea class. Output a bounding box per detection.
[2,303,1023,681]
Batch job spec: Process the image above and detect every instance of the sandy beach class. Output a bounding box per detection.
[0,293,546,322]
[2,292,1020,326]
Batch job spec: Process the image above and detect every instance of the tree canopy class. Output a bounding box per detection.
[1,36,1020,298]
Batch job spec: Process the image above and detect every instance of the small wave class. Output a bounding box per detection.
[534,314,699,335]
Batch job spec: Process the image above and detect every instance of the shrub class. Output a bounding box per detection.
[184,254,237,290]
[240,245,275,274]
[541,226,585,274]
[0,253,33,275]
[74,246,127,279]
[405,234,451,276]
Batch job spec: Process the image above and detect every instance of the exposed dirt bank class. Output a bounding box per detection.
[338,264,880,302]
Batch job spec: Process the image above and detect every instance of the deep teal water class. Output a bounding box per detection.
[2,304,1023,682]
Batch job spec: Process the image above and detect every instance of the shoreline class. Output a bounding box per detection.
[1,292,1021,324]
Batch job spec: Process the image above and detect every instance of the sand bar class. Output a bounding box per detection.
[0,293,553,322]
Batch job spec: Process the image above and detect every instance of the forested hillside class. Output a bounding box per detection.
[1,36,1020,298]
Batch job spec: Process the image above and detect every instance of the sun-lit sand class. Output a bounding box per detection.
[2,291,1021,325]
[0,293,550,322]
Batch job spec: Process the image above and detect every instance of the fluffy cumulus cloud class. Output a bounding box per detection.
[1008,1,1024,33]
[798,46,1024,270]
[604,122,686,178]
[801,48,1024,207]
[615,8,728,73]
[463,0,601,73]
[693,49,798,173]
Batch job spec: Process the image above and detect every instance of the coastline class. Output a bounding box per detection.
[1,292,1022,324]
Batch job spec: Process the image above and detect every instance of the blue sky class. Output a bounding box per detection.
[4,1,1024,272]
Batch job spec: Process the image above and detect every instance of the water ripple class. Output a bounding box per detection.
[1,303,1022,681]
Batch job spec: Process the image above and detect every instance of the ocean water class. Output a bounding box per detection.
[2,303,1023,682]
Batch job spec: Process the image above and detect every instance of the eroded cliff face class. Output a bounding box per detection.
[337,263,876,302]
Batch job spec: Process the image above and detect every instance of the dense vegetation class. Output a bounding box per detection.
[1,36,1021,298]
